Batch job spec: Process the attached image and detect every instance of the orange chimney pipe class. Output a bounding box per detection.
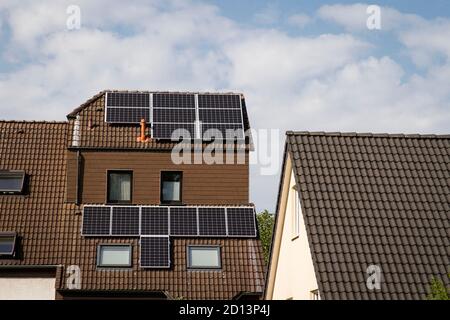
[137,118,149,142]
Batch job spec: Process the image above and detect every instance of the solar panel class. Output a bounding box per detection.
[198,208,227,236]
[111,207,140,236]
[105,92,150,124]
[140,236,170,268]
[152,123,196,139]
[141,207,169,235]
[226,208,257,237]
[153,93,195,108]
[82,206,111,236]
[198,94,241,109]
[170,207,198,236]
[153,108,196,123]
[201,123,244,140]
[107,92,150,108]
[199,109,242,124]
[106,107,150,123]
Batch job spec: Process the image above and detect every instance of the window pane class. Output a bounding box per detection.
[0,236,15,254]
[189,247,220,268]
[162,181,180,201]
[99,246,131,266]
[161,172,181,202]
[0,172,24,192]
[108,172,131,202]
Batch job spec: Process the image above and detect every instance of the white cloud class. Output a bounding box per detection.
[317,3,450,68]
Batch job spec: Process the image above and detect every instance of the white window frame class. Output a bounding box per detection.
[97,244,132,268]
[187,245,221,269]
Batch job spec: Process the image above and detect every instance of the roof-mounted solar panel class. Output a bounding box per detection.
[140,236,170,268]
[153,93,195,108]
[198,94,241,109]
[226,208,257,237]
[169,207,198,236]
[111,206,140,236]
[198,208,227,236]
[82,206,111,236]
[141,207,169,236]
[105,92,151,124]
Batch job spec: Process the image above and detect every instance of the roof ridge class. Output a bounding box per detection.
[286,130,450,139]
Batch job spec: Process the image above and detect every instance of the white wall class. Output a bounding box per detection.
[0,278,56,300]
[267,155,319,300]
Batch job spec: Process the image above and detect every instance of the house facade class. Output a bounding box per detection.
[266,131,449,300]
[0,91,265,300]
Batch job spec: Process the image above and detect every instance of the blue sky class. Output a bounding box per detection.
[0,1,449,211]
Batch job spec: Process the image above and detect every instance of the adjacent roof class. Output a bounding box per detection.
[285,131,449,300]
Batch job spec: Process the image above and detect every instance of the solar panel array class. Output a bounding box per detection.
[140,236,170,268]
[82,205,256,237]
[104,91,245,140]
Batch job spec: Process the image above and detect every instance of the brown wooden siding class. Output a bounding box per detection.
[74,150,249,205]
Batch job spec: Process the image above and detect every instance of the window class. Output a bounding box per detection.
[0,232,17,256]
[292,185,300,239]
[107,170,132,203]
[187,246,221,269]
[0,170,25,194]
[310,289,320,300]
[160,171,182,204]
[97,245,132,267]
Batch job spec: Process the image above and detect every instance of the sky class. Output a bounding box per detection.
[0,1,449,212]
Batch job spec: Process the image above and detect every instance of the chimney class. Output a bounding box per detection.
[137,118,149,142]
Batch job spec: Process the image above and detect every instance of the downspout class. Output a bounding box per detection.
[76,150,81,206]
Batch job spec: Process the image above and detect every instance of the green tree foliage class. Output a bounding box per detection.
[257,210,275,265]
[426,275,449,300]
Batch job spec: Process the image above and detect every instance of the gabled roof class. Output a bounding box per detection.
[282,131,449,299]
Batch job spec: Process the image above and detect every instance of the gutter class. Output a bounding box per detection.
[0,265,62,269]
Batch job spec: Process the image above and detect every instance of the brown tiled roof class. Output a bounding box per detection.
[0,120,72,266]
[285,131,449,300]
[0,118,264,299]
[66,91,252,150]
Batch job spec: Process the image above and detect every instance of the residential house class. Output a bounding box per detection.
[265,131,449,300]
[0,91,265,300]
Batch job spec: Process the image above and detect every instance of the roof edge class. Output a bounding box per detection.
[286,130,450,139]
